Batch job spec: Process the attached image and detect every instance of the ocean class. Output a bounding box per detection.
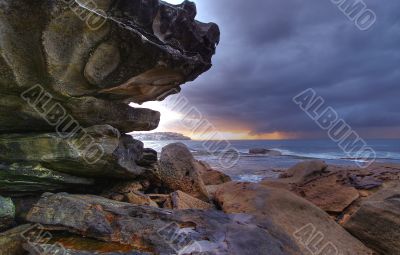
[141,139,400,183]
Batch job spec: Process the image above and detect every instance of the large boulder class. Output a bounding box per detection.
[0,196,15,231]
[344,182,400,254]
[159,143,209,201]
[214,182,374,255]
[27,193,303,255]
[0,0,219,134]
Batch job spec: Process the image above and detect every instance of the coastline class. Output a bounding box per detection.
[141,138,400,183]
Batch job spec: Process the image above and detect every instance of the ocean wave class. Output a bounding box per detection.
[142,140,400,162]
[375,152,400,160]
[270,149,342,160]
[235,174,264,183]
[275,150,400,161]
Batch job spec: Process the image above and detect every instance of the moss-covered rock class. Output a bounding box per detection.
[0,125,157,178]
[0,163,94,196]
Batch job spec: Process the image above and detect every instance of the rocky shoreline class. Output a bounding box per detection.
[2,143,400,254]
[0,0,399,254]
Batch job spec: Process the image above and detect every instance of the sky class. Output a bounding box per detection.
[133,0,400,140]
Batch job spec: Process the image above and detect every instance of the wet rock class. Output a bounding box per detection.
[170,191,214,210]
[196,161,231,186]
[23,234,151,255]
[214,182,374,255]
[0,224,33,255]
[0,196,15,231]
[0,125,156,179]
[344,182,400,254]
[27,193,302,255]
[159,143,209,201]
[348,174,383,190]
[26,244,150,255]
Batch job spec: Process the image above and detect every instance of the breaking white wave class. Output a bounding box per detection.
[236,174,264,183]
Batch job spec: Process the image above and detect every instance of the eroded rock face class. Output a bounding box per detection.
[0,94,161,134]
[344,182,400,254]
[0,125,159,196]
[27,193,302,255]
[0,0,219,133]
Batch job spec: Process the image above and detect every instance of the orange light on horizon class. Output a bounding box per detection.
[129,101,299,140]
[179,130,296,141]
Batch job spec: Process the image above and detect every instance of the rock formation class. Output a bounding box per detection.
[26,193,301,255]
[0,0,219,196]
[0,0,222,255]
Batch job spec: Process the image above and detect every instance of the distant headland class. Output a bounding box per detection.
[133,132,192,141]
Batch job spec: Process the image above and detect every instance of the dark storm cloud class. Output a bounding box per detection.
[180,0,400,137]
